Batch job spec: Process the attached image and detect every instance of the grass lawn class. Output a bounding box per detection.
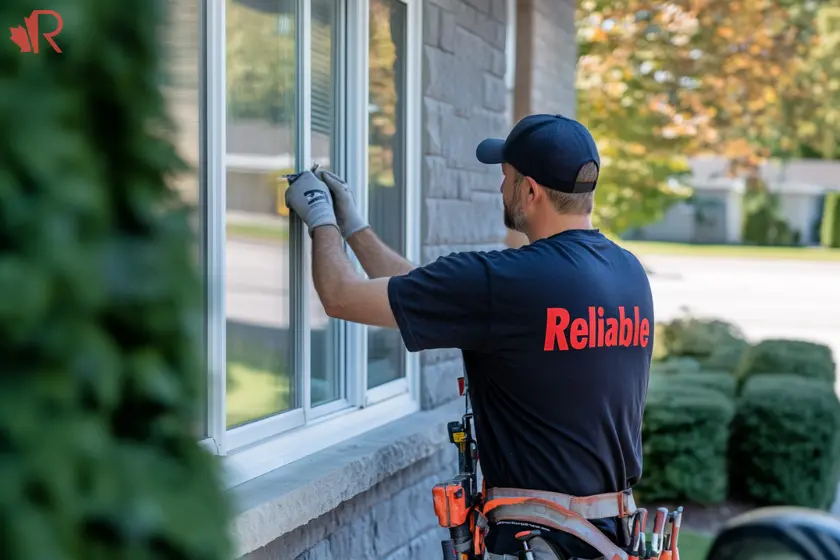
[618,240,840,261]
[226,222,289,242]
[678,530,715,560]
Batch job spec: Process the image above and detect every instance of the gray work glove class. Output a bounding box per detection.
[315,169,370,239]
[284,170,339,236]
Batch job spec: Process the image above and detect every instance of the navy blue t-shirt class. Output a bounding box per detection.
[388,229,653,554]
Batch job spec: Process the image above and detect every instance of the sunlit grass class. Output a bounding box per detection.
[620,240,840,261]
[678,530,715,560]
[225,362,291,429]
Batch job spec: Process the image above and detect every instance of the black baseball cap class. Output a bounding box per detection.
[475,114,600,193]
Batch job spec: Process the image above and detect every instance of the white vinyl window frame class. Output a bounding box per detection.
[199,0,423,488]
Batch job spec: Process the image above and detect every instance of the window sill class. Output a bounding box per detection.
[229,399,461,557]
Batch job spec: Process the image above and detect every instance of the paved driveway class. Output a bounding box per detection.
[644,254,840,387]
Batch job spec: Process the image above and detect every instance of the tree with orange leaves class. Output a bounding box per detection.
[577,0,838,234]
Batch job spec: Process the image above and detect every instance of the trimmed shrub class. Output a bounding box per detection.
[671,372,737,400]
[656,316,746,363]
[742,189,798,246]
[737,339,836,385]
[821,192,840,248]
[650,357,702,375]
[729,375,840,509]
[701,338,751,374]
[0,2,232,559]
[637,381,735,505]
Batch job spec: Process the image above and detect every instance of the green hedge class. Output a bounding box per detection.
[0,1,232,558]
[821,192,840,248]
[671,372,737,400]
[655,317,746,364]
[701,338,751,373]
[737,339,836,385]
[742,189,799,246]
[650,357,702,375]
[637,381,735,505]
[729,375,840,509]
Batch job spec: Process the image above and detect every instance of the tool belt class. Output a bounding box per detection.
[472,486,637,560]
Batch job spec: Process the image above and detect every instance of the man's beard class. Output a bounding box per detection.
[503,199,526,232]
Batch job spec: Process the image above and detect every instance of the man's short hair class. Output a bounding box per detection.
[515,170,594,215]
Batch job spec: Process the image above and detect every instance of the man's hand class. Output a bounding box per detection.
[315,169,369,239]
[284,170,339,236]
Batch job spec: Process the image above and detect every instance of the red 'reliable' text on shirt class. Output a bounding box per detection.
[544,306,650,351]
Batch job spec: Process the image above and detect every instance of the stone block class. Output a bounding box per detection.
[421,347,462,366]
[439,11,456,53]
[483,73,508,112]
[491,47,506,77]
[381,545,411,560]
[464,0,491,14]
[295,540,330,560]
[422,97,444,156]
[424,195,505,246]
[458,168,499,198]
[490,0,507,23]
[421,359,464,409]
[410,528,450,560]
[327,511,374,560]
[423,155,460,199]
[424,3,440,47]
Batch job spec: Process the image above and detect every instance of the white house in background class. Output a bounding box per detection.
[624,156,840,245]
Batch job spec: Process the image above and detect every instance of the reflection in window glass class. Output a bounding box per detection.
[367,0,407,389]
[224,0,296,428]
[310,0,343,407]
[161,0,204,436]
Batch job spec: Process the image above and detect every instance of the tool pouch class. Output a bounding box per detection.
[433,475,472,528]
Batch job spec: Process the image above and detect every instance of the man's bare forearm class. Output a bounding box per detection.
[312,225,359,313]
[347,227,415,278]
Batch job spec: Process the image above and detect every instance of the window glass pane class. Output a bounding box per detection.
[161,0,205,436]
[367,0,407,389]
[310,0,343,407]
[225,0,297,428]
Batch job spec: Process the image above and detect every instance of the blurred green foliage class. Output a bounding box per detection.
[578,0,840,230]
[736,339,837,386]
[821,192,840,248]
[741,187,799,247]
[0,1,232,558]
[654,314,748,370]
[729,374,840,509]
[637,380,734,505]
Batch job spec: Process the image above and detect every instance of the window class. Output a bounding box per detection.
[367,0,408,393]
[224,0,297,430]
[161,0,205,436]
[199,0,421,486]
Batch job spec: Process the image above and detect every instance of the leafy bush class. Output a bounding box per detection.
[737,339,836,385]
[701,338,751,373]
[650,357,702,375]
[742,189,799,246]
[637,381,735,505]
[656,316,746,365]
[671,372,737,400]
[0,1,232,558]
[821,192,840,248]
[729,375,840,509]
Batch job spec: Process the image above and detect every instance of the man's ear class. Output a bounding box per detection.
[524,176,539,199]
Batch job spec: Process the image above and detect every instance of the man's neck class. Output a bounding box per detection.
[525,215,594,243]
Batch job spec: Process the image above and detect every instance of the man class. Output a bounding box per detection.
[285,114,654,559]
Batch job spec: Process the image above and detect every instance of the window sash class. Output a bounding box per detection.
[200,0,421,467]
